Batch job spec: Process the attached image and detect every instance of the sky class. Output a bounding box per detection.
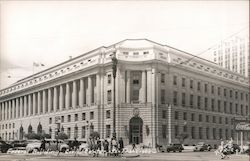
[0,0,249,89]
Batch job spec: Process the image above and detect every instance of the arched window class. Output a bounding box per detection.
[37,123,42,134]
[19,125,24,140]
[28,124,33,134]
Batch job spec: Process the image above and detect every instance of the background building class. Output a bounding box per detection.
[212,36,249,77]
[0,39,249,147]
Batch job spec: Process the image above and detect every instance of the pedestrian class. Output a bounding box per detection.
[72,137,79,156]
[40,138,46,154]
[103,140,109,156]
[132,143,136,151]
[118,137,124,153]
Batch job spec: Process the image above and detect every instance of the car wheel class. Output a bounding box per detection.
[173,150,176,152]
[179,150,182,152]
[61,148,66,153]
[167,149,170,152]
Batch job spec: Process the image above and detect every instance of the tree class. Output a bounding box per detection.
[24,132,51,140]
[89,131,100,139]
[55,132,68,140]
[176,133,189,144]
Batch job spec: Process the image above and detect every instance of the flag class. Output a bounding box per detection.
[33,62,45,67]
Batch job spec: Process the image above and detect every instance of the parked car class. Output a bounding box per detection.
[163,143,184,152]
[45,139,69,152]
[10,140,28,150]
[79,141,88,151]
[193,142,211,152]
[0,140,13,153]
[26,140,41,153]
[230,144,240,154]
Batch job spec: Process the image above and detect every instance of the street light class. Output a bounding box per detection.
[112,52,118,138]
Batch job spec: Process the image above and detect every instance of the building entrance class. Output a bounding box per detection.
[129,117,143,144]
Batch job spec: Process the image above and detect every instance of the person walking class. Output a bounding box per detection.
[72,138,79,156]
[118,137,124,153]
[40,138,46,155]
[103,140,109,156]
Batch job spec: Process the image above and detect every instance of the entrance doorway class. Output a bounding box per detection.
[129,117,143,144]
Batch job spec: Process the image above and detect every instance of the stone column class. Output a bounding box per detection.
[66,82,70,109]
[59,85,64,110]
[43,90,46,113]
[38,92,41,115]
[33,93,36,115]
[28,94,32,116]
[126,70,130,103]
[23,96,27,117]
[72,80,77,108]
[147,69,152,103]
[151,68,156,147]
[0,103,2,121]
[54,86,58,111]
[88,76,92,106]
[79,78,84,107]
[96,74,100,105]
[20,97,23,117]
[48,88,52,113]
[16,98,19,118]
[140,70,146,103]
[8,101,11,119]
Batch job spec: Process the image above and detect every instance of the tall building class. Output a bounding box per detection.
[212,36,249,77]
[0,39,249,147]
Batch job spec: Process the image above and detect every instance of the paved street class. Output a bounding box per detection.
[0,152,249,161]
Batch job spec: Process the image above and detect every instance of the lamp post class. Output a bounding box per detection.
[112,52,118,138]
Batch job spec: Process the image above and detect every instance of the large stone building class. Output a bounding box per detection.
[212,36,249,77]
[0,39,249,147]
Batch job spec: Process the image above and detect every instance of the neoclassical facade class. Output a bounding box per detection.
[0,39,249,147]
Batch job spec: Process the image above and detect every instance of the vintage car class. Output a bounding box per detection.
[193,142,211,152]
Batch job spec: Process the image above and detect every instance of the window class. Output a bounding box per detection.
[106,110,111,119]
[211,85,214,94]
[235,103,238,114]
[183,112,187,120]
[75,114,78,122]
[206,115,209,122]
[218,100,221,112]
[106,125,111,138]
[67,127,71,138]
[206,127,210,139]
[107,74,112,84]
[162,110,166,119]
[191,113,195,121]
[162,125,167,139]
[219,117,222,124]
[90,111,94,120]
[58,116,64,123]
[173,76,177,85]
[175,111,179,120]
[161,90,165,104]
[224,102,227,113]
[68,115,71,122]
[161,74,165,83]
[190,80,193,89]
[182,93,186,106]
[240,105,243,116]
[205,97,208,110]
[218,87,221,95]
[225,129,228,140]
[230,103,233,114]
[246,94,248,101]
[183,125,187,132]
[81,126,86,138]
[173,91,178,105]
[197,82,201,91]
[199,127,203,139]
[235,91,238,99]
[213,116,216,123]
[190,94,193,107]
[175,125,179,138]
[49,118,52,124]
[82,113,86,120]
[204,84,208,93]
[143,51,149,55]
[211,99,215,111]
[246,106,249,116]
[197,96,201,109]
[191,127,195,139]
[107,90,112,103]
[219,128,222,139]
[224,89,227,97]
[199,114,202,122]
[123,52,128,55]
[182,78,186,87]
[225,118,228,124]
[213,128,216,139]
[133,52,139,55]
[241,93,243,100]
[230,90,232,98]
